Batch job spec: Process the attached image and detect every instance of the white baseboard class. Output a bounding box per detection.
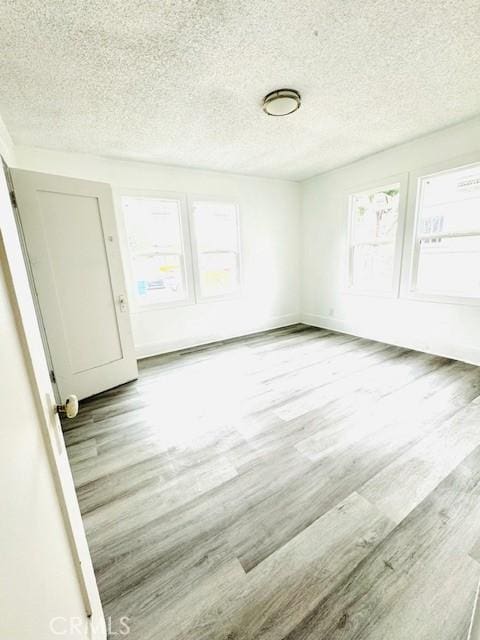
[302,312,480,368]
[135,312,301,359]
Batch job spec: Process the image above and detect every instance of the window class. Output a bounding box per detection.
[190,200,241,299]
[347,182,401,294]
[411,162,480,300]
[121,195,191,307]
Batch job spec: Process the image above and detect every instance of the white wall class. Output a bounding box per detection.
[13,146,301,357]
[9,117,480,366]
[302,116,480,365]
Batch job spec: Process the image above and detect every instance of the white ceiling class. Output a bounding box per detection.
[1,1,480,181]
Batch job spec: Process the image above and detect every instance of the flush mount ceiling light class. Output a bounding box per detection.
[262,89,301,116]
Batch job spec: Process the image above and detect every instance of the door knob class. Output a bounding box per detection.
[57,394,79,419]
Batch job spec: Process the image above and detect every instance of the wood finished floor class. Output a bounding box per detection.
[63,325,480,640]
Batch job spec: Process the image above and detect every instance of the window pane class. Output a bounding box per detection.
[192,200,241,298]
[352,243,396,291]
[417,235,480,297]
[192,201,239,252]
[351,184,400,244]
[123,196,183,254]
[199,252,238,298]
[122,196,187,306]
[348,183,400,292]
[414,163,480,298]
[419,163,480,236]
[131,254,185,304]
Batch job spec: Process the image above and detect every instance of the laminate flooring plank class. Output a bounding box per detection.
[232,402,357,470]
[84,454,238,549]
[75,427,250,514]
[234,331,354,373]
[249,333,375,381]
[359,396,480,523]
[135,326,314,377]
[88,359,465,580]
[105,548,246,640]
[64,415,148,448]
[238,324,322,349]
[100,527,241,609]
[295,359,480,462]
[71,436,174,488]
[229,362,470,566]
[469,536,480,564]
[253,341,369,384]
[354,551,480,640]
[273,350,442,422]
[163,493,394,640]
[239,346,451,455]
[76,452,173,515]
[282,444,480,640]
[235,345,407,421]
[66,438,98,464]
[248,327,332,353]
[71,415,246,489]
[262,338,393,390]
[90,447,314,603]
[61,385,140,432]
[242,343,403,416]
[232,383,455,572]
[61,326,480,640]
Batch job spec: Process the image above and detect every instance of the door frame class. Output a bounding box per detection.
[0,157,105,638]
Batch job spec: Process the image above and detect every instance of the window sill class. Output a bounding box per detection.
[195,290,243,305]
[342,287,399,300]
[403,290,480,307]
[130,297,195,313]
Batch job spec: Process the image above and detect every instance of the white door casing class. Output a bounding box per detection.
[11,169,138,400]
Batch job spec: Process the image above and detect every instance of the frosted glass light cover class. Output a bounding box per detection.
[263,89,301,116]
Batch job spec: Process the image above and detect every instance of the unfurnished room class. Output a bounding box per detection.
[2,2,480,639]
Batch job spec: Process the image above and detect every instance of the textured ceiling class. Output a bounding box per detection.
[1,1,480,180]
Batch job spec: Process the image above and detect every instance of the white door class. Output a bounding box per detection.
[0,165,105,639]
[11,169,138,400]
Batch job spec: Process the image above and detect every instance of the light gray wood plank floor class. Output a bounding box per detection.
[63,324,480,639]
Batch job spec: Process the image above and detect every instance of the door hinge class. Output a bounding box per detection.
[9,190,17,209]
[50,369,56,384]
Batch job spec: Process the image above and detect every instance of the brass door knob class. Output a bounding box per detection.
[57,394,79,419]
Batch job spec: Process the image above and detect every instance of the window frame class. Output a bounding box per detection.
[187,195,242,303]
[406,154,480,307]
[118,188,195,312]
[344,173,408,298]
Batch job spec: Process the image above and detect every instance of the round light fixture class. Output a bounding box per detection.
[262,89,301,117]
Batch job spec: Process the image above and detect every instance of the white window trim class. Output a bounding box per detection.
[404,152,480,307]
[343,173,409,298]
[187,194,242,303]
[116,188,196,312]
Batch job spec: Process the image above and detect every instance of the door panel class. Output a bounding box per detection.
[11,169,137,400]
[35,190,123,372]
